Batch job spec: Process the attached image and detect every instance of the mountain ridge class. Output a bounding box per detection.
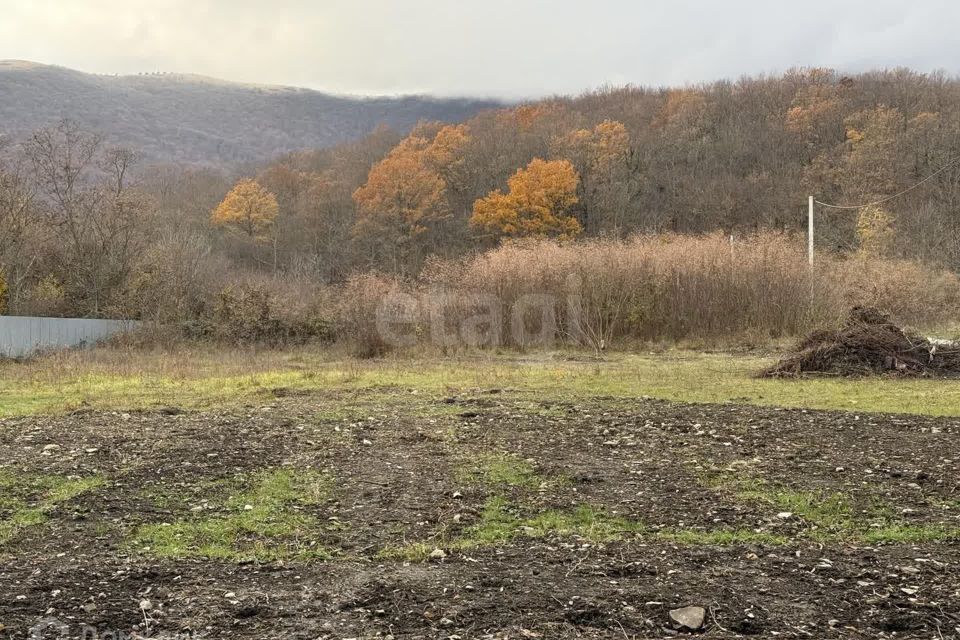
[0,60,501,166]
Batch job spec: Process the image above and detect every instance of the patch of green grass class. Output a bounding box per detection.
[704,470,960,544]
[456,454,549,491]
[523,504,645,542]
[5,349,960,418]
[862,524,960,545]
[386,497,645,559]
[0,472,106,546]
[704,472,858,535]
[656,529,789,545]
[133,469,335,562]
[378,541,435,562]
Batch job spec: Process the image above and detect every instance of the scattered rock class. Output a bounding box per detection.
[429,548,447,560]
[669,605,706,631]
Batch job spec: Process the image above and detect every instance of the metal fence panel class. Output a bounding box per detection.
[0,316,136,358]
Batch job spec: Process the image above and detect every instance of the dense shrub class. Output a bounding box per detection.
[190,281,335,346]
[337,273,414,357]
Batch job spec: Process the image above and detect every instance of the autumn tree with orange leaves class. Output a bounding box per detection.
[471,159,581,240]
[211,178,281,270]
[352,124,470,272]
[211,179,280,241]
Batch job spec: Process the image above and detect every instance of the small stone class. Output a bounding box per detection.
[362,439,373,446]
[776,512,793,519]
[224,592,236,599]
[243,505,254,511]
[439,617,454,627]
[139,599,153,611]
[669,605,706,631]
[42,444,61,451]
[429,548,447,560]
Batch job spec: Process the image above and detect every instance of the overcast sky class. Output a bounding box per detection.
[1,0,957,98]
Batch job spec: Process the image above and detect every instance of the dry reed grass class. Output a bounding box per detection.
[343,233,960,353]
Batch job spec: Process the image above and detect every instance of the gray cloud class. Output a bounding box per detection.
[1,0,957,97]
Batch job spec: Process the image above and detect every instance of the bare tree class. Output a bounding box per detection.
[0,137,37,309]
[24,120,149,315]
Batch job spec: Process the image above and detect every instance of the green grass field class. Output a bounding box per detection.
[1,346,958,417]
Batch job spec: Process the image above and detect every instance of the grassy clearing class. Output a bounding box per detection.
[0,472,105,545]
[133,469,335,562]
[3,346,960,418]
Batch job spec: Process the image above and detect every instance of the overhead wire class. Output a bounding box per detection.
[813,154,960,210]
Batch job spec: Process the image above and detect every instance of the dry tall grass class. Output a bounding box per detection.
[344,233,960,353]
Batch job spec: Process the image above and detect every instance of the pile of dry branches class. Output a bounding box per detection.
[762,307,960,378]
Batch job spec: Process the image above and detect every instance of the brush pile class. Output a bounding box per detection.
[763,307,960,378]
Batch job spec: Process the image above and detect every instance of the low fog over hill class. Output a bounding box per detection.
[0,61,500,165]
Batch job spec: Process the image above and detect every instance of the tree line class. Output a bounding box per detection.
[1,67,960,323]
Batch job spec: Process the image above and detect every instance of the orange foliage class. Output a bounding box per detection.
[210,178,279,241]
[424,124,470,169]
[471,158,581,240]
[351,124,473,243]
[352,148,447,240]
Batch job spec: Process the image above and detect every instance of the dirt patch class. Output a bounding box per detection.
[763,307,960,378]
[1,391,960,637]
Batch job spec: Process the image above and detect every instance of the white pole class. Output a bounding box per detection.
[807,195,814,267]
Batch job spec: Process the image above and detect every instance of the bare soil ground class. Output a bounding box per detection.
[2,387,960,639]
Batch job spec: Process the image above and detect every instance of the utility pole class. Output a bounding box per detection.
[807,195,814,267]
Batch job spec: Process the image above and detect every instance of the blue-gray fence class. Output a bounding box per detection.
[0,316,137,358]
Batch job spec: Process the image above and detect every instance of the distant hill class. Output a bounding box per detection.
[0,61,501,166]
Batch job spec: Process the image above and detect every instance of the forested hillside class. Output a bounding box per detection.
[245,67,960,274]
[0,61,498,165]
[2,67,960,337]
